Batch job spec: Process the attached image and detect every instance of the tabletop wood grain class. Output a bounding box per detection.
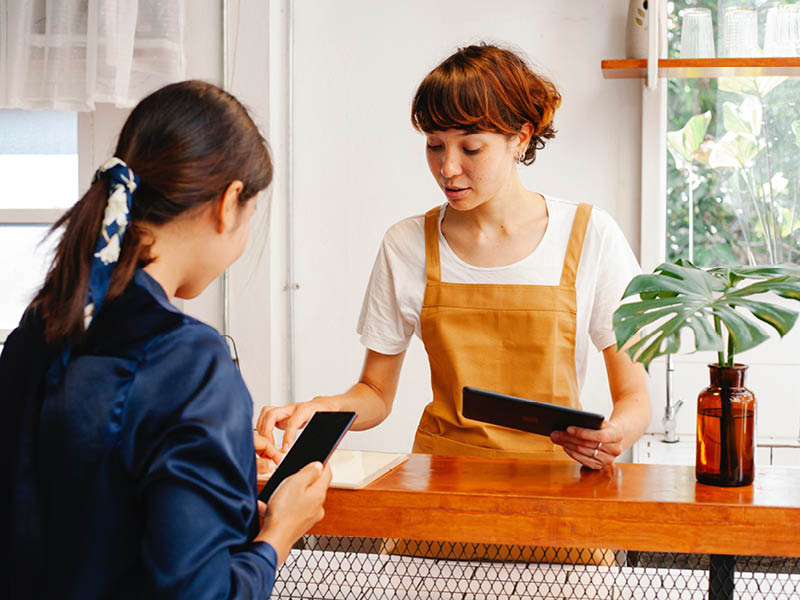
[300,454,800,557]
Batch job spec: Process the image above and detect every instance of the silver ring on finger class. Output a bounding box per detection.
[592,447,599,458]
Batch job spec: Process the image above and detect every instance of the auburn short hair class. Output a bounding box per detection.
[411,43,561,165]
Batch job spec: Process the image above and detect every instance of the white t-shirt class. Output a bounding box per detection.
[356,196,641,392]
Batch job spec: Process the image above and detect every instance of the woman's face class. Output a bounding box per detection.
[425,129,520,211]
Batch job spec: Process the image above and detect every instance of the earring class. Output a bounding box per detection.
[516,151,525,163]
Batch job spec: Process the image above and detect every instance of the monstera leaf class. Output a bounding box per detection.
[667,111,711,168]
[613,261,800,371]
[708,131,764,169]
[718,76,785,97]
[781,208,800,237]
[722,97,762,137]
[759,173,788,199]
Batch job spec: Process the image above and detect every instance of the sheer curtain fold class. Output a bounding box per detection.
[0,0,185,111]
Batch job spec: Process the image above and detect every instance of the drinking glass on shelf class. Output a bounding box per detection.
[722,6,759,57]
[764,5,798,57]
[785,4,800,56]
[680,8,716,58]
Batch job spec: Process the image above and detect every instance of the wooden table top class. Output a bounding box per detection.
[308,454,800,557]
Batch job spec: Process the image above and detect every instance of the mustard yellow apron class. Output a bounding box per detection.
[389,202,614,565]
[412,202,591,459]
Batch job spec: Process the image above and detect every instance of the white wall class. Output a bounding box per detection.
[79,0,225,330]
[282,0,644,453]
[77,1,276,408]
[176,1,224,327]
[216,1,274,413]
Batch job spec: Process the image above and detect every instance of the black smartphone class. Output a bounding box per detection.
[462,386,604,437]
[258,411,356,503]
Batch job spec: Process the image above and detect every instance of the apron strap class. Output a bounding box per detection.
[424,206,442,283]
[559,203,593,287]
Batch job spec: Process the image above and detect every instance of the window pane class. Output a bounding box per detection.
[666,1,800,267]
[0,226,57,330]
[0,110,78,209]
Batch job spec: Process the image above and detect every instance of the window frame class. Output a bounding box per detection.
[0,212,66,344]
[635,15,800,458]
[0,209,65,224]
[640,82,669,273]
[0,110,89,344]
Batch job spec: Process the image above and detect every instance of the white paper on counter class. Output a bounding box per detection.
[327,449,408,489]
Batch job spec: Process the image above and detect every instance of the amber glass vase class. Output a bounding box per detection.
[696,364,756,487]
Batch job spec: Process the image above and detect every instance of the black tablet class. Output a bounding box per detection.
[461,386,604,437]
[258,411,356,503]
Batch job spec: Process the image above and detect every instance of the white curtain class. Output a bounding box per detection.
[0,0,185,111]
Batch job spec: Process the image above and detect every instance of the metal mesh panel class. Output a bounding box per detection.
[272,536,800,599]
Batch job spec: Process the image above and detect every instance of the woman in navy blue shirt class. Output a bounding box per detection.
[1,80,330,599]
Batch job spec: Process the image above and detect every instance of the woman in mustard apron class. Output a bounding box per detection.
[255,43,650,562]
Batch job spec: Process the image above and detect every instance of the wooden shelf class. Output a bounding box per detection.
[602,57,800,79]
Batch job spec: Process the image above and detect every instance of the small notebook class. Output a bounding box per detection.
[328,449,408,489]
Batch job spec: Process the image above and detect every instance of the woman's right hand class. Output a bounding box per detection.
[256,397,337,456]
[255,461,332,565]
[256,350,405,458]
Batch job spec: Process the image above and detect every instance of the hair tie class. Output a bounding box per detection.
[85,157,139,330]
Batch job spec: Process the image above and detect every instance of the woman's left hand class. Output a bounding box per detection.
[550,419,623,469]
[254,430,283,477]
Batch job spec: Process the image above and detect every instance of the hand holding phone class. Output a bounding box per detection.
[256,461,332,566]
[258,411,356,503]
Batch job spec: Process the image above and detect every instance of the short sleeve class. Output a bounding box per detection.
[357,219,425,355]
[121,324,277,599]
[588,216,642,352]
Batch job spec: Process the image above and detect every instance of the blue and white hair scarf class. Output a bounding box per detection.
[52,158,138,374]
[84,157,139,330]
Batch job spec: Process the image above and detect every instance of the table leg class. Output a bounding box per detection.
[709,554,735,600]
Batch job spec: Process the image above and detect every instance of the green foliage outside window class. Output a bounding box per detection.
[667,0,800,267]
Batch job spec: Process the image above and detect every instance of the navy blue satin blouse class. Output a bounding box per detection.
[2,269,277,599]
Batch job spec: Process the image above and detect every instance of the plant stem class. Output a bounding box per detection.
[789,179,798,263]
[714,313,725,367]
[727,330,735,367]
[734,211,757,266]
[719,378,735,483]
[757,90,781,263]
[687,167,694,262]
[751,165,774,260]
[732,177,758,266]
[742,168,775,264]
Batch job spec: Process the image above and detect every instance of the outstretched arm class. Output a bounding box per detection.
[256,349,406,456]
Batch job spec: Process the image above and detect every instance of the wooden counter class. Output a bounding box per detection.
[309,454,800,558]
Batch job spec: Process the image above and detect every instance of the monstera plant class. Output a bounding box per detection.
[613,261,800,486]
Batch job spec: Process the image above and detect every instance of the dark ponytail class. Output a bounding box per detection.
[31,80,273,346]
[33,182,108,345]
